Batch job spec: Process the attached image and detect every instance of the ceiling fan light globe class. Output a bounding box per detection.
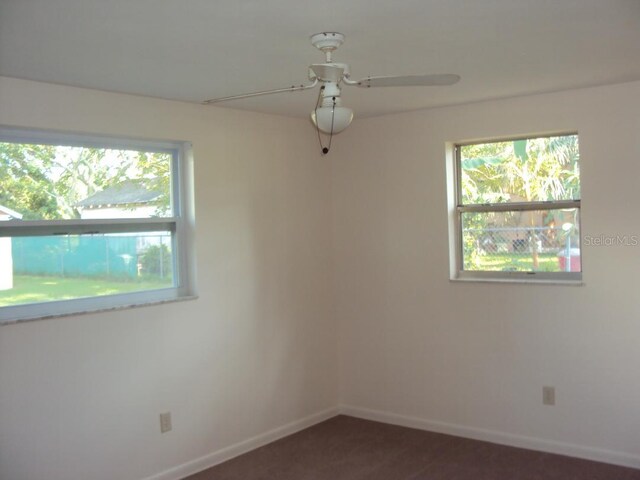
[311,106,353,134]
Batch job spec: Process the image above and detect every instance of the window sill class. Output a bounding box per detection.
[0,295,198,327]
[450,276,583,286]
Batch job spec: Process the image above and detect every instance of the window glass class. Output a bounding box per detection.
[461,208,580,272]
[0,232,174,307]
[453,134,581,281]
[459,135,580,205]
[0,132,190,322]
[0,143,172,220]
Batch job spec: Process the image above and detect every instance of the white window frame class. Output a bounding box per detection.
[0,127,194,323]
[449,133,582,284]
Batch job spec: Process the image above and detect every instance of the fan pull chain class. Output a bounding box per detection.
[314,86,335,155]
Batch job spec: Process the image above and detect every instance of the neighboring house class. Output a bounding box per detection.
[76,181,170,258]
[76,180,163,220]
[0,204,22,290]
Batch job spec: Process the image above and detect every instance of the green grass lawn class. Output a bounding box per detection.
[0,274,172,307]
[466,252,561,272]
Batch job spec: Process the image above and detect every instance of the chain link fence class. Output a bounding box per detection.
[463,226,580,272]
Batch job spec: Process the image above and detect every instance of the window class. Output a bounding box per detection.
[451,134,581,282]
[0,128,193,322]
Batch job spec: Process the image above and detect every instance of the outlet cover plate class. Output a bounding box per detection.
[160,412,172,433]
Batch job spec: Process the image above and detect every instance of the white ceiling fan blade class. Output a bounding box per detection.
[356,74,460,88]
[203,80,318,104]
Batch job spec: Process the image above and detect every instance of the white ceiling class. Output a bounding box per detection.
[1,0,639,119]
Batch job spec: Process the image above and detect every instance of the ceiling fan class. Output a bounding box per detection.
[204,32,460,154]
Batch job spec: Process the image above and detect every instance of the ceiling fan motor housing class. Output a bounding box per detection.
[309,63,350,83]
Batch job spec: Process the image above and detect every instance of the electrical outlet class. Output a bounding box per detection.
[160,412,172,433]
[543,386,555,406]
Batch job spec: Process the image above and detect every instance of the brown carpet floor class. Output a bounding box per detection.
[185,415,640,479]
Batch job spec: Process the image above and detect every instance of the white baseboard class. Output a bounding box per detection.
[142,407,340,480]
[339,405,640,470]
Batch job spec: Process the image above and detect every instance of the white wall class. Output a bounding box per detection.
[332,81,640,466]
[0,77,338,480]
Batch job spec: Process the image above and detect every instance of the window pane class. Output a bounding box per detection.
[460,135,580,205]
[0,232,174,307]
[0,142,172,220]
[461,208,580,272]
